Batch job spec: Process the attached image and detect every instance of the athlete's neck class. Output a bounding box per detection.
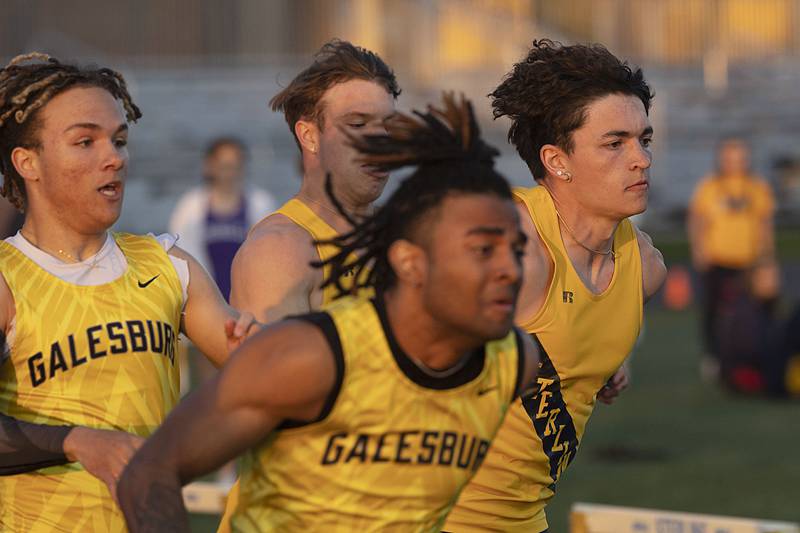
[383,289,482,372]
[20,218,108,263]
[297,177,372,233]
[541,184,621,294]
[546,185,618,251]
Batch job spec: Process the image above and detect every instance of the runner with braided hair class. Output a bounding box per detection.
[0,53,256,532]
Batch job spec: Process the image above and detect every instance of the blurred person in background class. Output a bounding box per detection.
[688,137,778,385]
[169,137,275,303]
[168,137,274,483]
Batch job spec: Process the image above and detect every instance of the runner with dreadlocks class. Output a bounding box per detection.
[118,94,542,532]
[0,54,256,532]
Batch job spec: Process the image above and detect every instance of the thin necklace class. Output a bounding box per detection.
[407,351,472,378]
[21,230,106,269]
[56,248,105,270]
[554,208,615,258]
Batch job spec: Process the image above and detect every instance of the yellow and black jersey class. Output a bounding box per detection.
[0,233,183,533]
[446,186,643,533]
[218,197,372,532]
[229,295,524,533]
[273,198,369,305]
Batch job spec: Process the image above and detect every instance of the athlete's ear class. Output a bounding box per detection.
[11,146,40,183]
[540,144,569,180]
[388,239,427,288]
[295,118,320,156]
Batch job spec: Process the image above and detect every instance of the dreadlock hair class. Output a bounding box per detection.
[270,39,401,151]
[315,93,513,299]
[492,39,654,181]
[0,52,141,210]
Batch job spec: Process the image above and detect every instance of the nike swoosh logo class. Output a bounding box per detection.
[138,275,160,288]
[478,385,498,396]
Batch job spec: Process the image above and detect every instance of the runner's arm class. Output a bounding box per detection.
[168,246,258,367]
[635,227,667,302]
[230,221,318,323]
[117,318,336,533]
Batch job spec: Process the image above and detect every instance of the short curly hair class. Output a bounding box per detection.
[491,39,654,181]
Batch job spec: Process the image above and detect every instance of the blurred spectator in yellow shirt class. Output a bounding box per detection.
[688,138,778,378]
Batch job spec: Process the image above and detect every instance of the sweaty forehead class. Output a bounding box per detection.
[320,78,395,119]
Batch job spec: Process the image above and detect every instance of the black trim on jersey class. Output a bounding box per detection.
[277,312,345,430]
[512,328,527,400]
[371,295,485,390]
[520,344,578,492]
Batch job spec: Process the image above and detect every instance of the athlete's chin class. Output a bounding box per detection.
[479,313,516,340]
[619,198,647,219]
[89,208,123,232]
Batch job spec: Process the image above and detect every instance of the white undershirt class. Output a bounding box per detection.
[2,232,191,358]
[5,231,189,300]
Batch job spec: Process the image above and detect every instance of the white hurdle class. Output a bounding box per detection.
[571,502,800,533]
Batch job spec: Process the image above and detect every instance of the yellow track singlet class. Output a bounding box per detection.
[0,233,183,533]
[445,186,643,532]
[229,296,523,532]
[218,198,369,532]
[276,198,367,305]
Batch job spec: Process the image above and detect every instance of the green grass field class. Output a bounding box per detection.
[545,306,800,532]
[189,305,800,532]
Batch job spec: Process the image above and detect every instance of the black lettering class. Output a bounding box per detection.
[372,433,391,463]
[473,439,491,470]
[127,321,147,352]
[28,352,45,387]
[395,430,418,464]
[107,322,127,354]
[321,432,347,465]
[67,334,86,367]
[87,325,106,359]
[418,431,438,464]
[164,324,175,364]
[456,434,477,469]
[345,434,369,463]
[439,431,457,466]
[49,341,68,378]
[147,320,164,353]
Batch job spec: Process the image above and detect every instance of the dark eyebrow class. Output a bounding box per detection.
[602,125,654,139]
[64,123,128,134]
[466,226,506,236]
